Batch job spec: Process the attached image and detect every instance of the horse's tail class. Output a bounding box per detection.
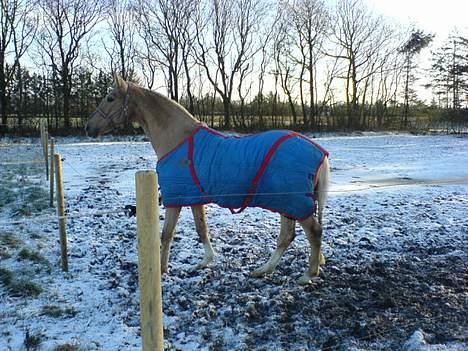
[315,156,330,226]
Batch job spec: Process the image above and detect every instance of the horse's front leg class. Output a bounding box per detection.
[161,206,181,274]
[191,205,215,269]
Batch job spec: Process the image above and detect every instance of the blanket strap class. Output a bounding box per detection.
[231,132,298,214]
[188,135,206,195]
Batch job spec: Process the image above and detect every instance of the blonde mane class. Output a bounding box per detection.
[129,83,199,128]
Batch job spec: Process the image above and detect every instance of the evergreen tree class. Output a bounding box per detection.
[431,34,468,110]
[400,29,434,128]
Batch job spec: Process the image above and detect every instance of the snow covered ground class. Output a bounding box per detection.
[0,133,467,350]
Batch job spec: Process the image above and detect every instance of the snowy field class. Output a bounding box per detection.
[0,133,467,351]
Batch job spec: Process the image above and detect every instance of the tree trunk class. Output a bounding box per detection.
[360,80,369,129]
[403,57,410,129]
[309,53,315,129]
[223,98,231,129]
[0,89,7,131]
[0,58,7,131]
[63,86,70,130]
[299,63,306,127]
[350,61,358,130]
[345,62,352,131]
[183,59,194,114]
[17,68,24,127]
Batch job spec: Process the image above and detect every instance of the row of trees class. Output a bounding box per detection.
[1,0,467,134]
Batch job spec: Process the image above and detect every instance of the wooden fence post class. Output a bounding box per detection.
[44,131,49,180]
[54,154,68,272]
[40,121,49,180]
[135,170,164,351]
[49,138,55,207]
[39,120,44,144]
[39,121,45,157]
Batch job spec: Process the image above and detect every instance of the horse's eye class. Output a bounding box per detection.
[107,96,114,102]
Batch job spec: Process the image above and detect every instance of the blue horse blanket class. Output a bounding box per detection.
[156,126,328,220]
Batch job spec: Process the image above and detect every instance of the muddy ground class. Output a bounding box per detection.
[1,134,467,350]
[84,186,466,350]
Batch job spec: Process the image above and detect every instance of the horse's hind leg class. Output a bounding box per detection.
[298,215,322,285]
[191,205,215,269]
[161,206,181,274]
[251,215,296,277]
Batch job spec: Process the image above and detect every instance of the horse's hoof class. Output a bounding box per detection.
[193,259,213,271]
[298,273,320,285]
[251,268,272,278]
[250,270,264,278]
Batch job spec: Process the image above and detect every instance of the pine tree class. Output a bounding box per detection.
[431,33,468,110]
[400,29,434,128]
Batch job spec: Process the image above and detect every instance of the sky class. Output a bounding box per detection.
[368,0,468,44]
[366,0,468,102]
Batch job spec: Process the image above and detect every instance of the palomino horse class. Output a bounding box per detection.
[86,75,330,285]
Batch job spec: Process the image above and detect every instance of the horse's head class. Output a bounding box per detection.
[85,74,129,137]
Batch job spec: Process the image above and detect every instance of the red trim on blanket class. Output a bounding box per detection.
[296,133,329,157]
[158,126,329,163]
[293,133,329,191]
[230,132,297,214]
[158,125,234,162]
[202,126,228,138]
[188,136,203,192]
[188,134,218,205]
[314,155,327,189]
[157,124,204,162]
[160,126,327,221]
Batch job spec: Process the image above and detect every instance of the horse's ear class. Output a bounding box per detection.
[114,73,128,93]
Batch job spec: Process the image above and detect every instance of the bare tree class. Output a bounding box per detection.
[0,0,36,131]
[236,59,253,127]
[272,13,298,125]
[194,0,266,129]
[136,0,198,106]
[316,54,341,129]
[287,0,329,128]
[373,49,405,128]
[255,13,278,127]
[330,0,391,129]
[36,0,102,129]
[105,0,137,81]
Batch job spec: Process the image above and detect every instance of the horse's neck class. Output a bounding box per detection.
[130,85,199,158]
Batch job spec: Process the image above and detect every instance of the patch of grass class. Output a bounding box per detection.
[0,267,42,297]
[0,249,12,259]
[0,267,13,286]
[41,305,78,318]
[8,279,43,298]
[13,186,49,216]
[25,186,48,202]
[0,232,22,248]
[54,342,80,351]
[0,187,16,208]
[18,248,48,264]
[30,232,42,239]
[24,330,45,351]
